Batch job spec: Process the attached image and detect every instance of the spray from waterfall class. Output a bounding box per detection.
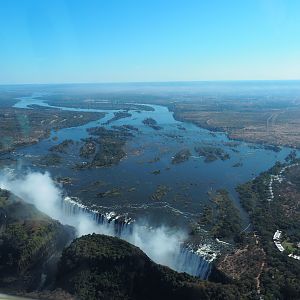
[0,168,211,279]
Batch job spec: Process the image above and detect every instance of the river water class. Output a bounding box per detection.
[9,93,296,229]
[0,91,298,278]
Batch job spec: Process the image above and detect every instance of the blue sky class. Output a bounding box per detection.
[0,0,300,84]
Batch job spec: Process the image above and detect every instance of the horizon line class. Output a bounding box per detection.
[1,79,300,86]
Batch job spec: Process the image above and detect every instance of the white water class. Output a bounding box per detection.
[0,169,212,279]
[62,195,212,278]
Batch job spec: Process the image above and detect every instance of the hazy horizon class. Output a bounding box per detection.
[1,79,300,87]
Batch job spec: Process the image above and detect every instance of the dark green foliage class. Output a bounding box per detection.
[57,234,243,300]
[200,189,242,241]
[195,146,230,162]
[171,149,191,164]
[237,166,300,299]
[0,189,75,291]
[142,118,162,130]
[79,139,97,158]
[2,221,59,272]
[104,111,132,125]
[49,139,74,153]
[79,126,132,168]
[41,153,62,166]
[285,150,297,162]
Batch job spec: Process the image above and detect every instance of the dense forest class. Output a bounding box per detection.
[236,160,300,299]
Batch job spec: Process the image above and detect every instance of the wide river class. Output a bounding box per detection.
[9,93,297,229]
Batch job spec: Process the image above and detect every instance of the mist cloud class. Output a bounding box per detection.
[0,168,189,270]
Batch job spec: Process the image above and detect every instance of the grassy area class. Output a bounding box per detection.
[282,240,296,253]
[171,101,300,148]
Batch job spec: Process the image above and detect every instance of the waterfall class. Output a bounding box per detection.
[173,247,212,279]
[61,196,212,279]
[62,196,134,237]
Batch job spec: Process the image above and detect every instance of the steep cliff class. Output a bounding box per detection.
[56,234,242,300]
[0,188,75,292]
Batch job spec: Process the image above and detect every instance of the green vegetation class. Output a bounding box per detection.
[40,153,62,166]
[93,144,125,167]
[262,144,281,152]
[79,139,97,158]
[142,118,162,130]
[97,188,122,198]
[104,111,132,124]
[111,125,139,133]
[285,150,297,162]
[76,126,132,168]
[172,149,191,164]
[0,189,75,292]
[43,94,155,111]
[200,190,242,241]
[232,162,243,167]
[2,221,59,272]
[0,107,104,153]
[236,163,300,299]
[151,169,161,175]
[49,139,74,153]
[195,146,230,163]
[56,234,243,300]
[282,240,298,255]
[122,124,139,132]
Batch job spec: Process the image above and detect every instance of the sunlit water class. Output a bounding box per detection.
[10,93,297,228]
[0,90,298,278]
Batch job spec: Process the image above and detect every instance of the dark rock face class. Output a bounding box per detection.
[0,188,75,293]
[56,234,242,300]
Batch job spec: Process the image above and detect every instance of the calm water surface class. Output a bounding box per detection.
[9,93,297,227]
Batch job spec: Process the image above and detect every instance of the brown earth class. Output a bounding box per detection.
[0,108,104,153]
